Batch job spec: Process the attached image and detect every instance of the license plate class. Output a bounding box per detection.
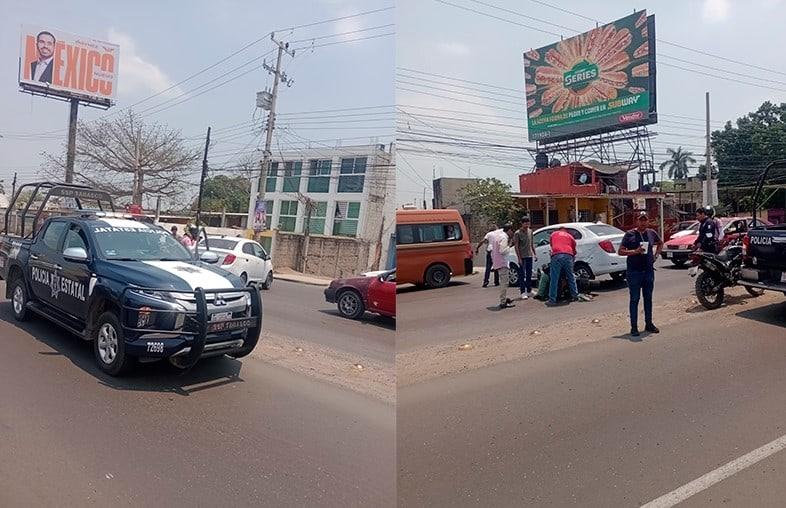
[210,312,232,322]
[207,317,256,333]
[665,252,672,258]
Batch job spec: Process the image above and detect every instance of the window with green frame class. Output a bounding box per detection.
[278,200,298,232]
[264,200,273,229]
[265,162,279,192]
[282,161,302,193]
[307,202,327,235]
[332,201,360,237]
[307,159,332,193]
[338,157,366,193]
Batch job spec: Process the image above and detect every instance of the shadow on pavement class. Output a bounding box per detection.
[684,293,765,314]
[735,300,786,328]
[0,303,246,396]
[316,309,396,330]
[396,280,471,294]
[661,263,689,270]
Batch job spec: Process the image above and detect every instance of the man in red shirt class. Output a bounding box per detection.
[546,227,579,306]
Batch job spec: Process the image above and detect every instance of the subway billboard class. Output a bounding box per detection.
[523,11,656,143]
[19,25,119,105]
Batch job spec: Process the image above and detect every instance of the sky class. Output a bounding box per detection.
[0,0,394,206]
[396,0,786,206]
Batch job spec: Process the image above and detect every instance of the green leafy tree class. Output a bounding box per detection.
[458,178,513,225]
[711,101,786,187]
[196,175,250,213]
[659,147,696,180]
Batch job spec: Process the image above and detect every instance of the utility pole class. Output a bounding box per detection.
[65,99,79,183]
[248,34,295,234]
[11,172,17,197]
[195,126,211,259]
[298,193,315,272]
[704,91,716,207]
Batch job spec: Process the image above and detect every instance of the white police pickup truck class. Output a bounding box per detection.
[0,182,262,375]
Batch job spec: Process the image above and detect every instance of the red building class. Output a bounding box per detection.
[518,162,628,195]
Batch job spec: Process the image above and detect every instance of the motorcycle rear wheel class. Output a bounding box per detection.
[745,286,765,297]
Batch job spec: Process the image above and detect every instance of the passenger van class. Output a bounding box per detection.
[396,209,473,288]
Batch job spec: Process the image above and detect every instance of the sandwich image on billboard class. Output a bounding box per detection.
[523,10,656,143]
[19,25,119,104]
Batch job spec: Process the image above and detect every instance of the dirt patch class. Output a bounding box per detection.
[251,331,395,405]
[397,290,783,386]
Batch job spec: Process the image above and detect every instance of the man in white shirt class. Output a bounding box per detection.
[476,223,502,287]
[31,31,55,84]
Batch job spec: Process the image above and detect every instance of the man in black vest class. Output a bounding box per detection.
[693,206,721,254]
[30,31,55,84]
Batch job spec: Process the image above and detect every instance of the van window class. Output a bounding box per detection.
[396,223,462,244]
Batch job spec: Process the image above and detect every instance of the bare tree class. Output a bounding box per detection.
[43,110,201,206]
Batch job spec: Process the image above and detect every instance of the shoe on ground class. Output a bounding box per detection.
[545,300,559,307]
[631,328,640,337]
[520,293,529,300]
[570,296,580,302]
[499,302,516,309]
[645,323,660,333]
[482,283,489,288]
[494,283,500,287]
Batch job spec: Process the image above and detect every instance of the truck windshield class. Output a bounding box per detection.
[91,225,192,261]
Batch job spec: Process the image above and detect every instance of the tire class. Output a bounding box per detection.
[610,271,626,283]
[261,271,273,290]
[671,259,687,268]
[424,264,451,288]
[239,272,248,286]
[745,286,765,297]
[573,263,593,280]
[10,278,30,322]
[337,290,365,319]
[508,264,519,287]
[695,271,725,310]
[93,311,132,376]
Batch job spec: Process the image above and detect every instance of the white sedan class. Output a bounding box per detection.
[507,222,627,285]
[201,237,274,289]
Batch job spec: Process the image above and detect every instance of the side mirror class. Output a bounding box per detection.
[199,251,220,264]
[63,247,88,263]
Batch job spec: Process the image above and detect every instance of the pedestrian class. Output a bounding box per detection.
[170,225,181,239]
[693,206,721,254]
[491,224,516,309]
[476,222,502,287]
[618,212,663,337]
[546,227,579,307]
[180,226,197,248]
[513,217,536,299]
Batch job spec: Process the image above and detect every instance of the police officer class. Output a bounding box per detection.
[693,206,721,254]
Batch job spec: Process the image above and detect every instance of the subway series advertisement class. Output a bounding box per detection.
[523,10,656,143]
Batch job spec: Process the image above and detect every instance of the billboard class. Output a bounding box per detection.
[523,11,656,143]
[19,25,119,105]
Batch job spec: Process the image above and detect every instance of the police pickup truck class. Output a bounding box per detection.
[739,161,786,297]
[0,182,262,375]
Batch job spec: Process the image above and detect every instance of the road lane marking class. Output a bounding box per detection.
[640,433,786,508]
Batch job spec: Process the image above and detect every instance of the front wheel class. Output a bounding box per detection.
[695,271,725,310]
[745,286,765,297]
[261,271,273,290]
[93,312,133,376]
[10,278,30,321]
[424,264,451,288]
[337,290,365,319]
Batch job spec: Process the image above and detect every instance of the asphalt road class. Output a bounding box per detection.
[398,290,786,506]
[397,259,691,351]
[0,301,395,507]
[265,280,394,363]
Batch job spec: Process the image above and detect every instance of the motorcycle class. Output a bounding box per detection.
[689,239,764,309]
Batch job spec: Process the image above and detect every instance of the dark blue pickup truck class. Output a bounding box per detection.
[0,182,262,375]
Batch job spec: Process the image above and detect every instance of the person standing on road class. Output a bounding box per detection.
[492,224,516,309]
[546,227,579,307]
[619,212,664,337]
[476,223,502,288]
[513,217,536,299]
[693,206,721,254]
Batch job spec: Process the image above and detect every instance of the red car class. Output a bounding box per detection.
[324,269,396,319]
[661,217,769,267]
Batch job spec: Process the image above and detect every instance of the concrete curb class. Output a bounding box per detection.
[274,273,331,287]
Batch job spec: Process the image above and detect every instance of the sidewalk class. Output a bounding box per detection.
[274,268,333,287]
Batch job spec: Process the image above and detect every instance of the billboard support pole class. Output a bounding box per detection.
[65,98,79,183]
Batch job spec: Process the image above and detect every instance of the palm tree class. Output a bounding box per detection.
[659,147,696,181]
